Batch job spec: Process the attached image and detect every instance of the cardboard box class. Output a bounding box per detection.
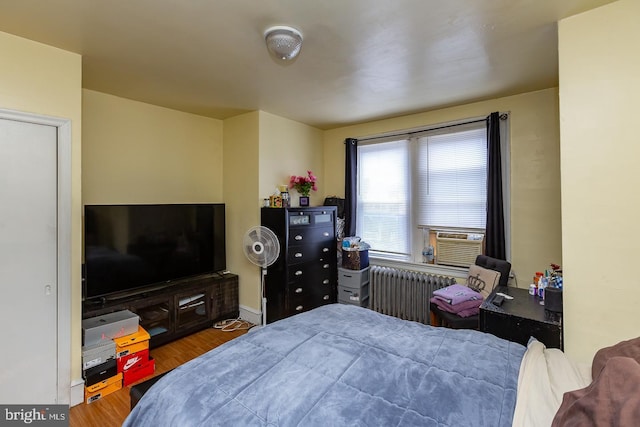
[84,358,117,387]
[113,325,150,358]
[82,340,116,371]
[85,373,122,404]
[117,348,150,373]
[82,310,139,347]
[85,372,122,394]
[123,358,156,387]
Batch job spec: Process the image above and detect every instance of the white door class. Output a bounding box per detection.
[0,118,58,403]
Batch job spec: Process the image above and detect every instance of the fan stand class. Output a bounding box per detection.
[261,268,267,327]
[242,225,280,327]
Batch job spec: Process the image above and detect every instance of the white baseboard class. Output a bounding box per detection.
[70,378,85,407]
[239,305,261,326]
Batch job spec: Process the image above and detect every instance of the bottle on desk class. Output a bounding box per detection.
[538,277,548,303]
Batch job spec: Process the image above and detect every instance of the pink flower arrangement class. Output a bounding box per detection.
[289,170,317,197]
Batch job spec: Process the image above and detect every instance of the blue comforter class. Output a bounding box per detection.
[124,304,525,426]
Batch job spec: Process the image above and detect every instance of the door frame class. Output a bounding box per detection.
[0,108,72,404]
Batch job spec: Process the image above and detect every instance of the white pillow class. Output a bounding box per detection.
[466,265,501,299]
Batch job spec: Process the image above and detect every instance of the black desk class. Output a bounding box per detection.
[479,286,563,350]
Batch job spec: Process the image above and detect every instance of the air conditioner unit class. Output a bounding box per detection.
[436,232,484,268]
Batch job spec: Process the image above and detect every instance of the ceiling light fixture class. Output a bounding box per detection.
[264,26,303,62]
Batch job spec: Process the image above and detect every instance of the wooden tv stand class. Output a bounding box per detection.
[82,273,239,348]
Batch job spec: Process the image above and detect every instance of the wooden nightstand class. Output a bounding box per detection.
[479,286,563,350]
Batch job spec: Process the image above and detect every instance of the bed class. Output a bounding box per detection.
[124,303,638,426]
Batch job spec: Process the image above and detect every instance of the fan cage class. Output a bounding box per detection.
[243,226,280,268]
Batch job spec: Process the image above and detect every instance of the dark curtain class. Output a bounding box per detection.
[344,138,358,237]
[485,112,506,260]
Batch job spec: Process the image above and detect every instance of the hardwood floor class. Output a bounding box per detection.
[70,326,248,427]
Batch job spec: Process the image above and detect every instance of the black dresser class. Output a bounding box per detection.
[261,207,337,323]
[479,286,563,350]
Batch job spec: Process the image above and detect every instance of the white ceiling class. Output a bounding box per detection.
[0,0,614,129]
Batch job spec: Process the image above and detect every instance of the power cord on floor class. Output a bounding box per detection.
[213,318,255,332]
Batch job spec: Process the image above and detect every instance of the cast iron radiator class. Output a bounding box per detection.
[370,265,456,325]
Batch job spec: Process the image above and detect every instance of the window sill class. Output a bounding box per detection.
[369,256,468,282]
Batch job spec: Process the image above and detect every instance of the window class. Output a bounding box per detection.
[358,140,411,257]
[356,119,502,266]
[416,127,487,229]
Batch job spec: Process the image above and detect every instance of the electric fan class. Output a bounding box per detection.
[243,226,280,326]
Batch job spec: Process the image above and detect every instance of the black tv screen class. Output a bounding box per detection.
[83,203,226,300]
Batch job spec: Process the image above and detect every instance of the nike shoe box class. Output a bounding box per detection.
[85,372,122,404]
[84,358,117,387]
[117,348,150,373]
[82,340,116,371]
[113,325,150,358]
[82,310,139,347]
[123,358,156,387]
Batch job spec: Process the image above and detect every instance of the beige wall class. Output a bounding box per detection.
[559,0,640,363]
[0,31,83,389]
[258,111,324,205]
[223,111,323,313]
[323,88,562,286]
[82,89,223,204]
[223,112,261,310]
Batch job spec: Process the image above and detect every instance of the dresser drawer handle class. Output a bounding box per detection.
[322,247,329,253]
[323,279,330,285]
[323,295,330,300]
[323,232,330,237]
[295,287,303,294]
[323,264,330,269]
[295,305,303,311]
[294,235,303,241]
[294,252,303,258]
[295,270,303,276]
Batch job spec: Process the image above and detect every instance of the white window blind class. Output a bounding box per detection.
[357,140,411,256]
[416,127,487,229]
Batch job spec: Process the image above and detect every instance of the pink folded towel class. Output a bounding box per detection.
[430,297,482,318]
[432,284,482,305]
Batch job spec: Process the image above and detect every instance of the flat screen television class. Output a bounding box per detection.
[83,203,226,301]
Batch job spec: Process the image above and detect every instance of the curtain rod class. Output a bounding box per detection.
[347,112,508,144]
